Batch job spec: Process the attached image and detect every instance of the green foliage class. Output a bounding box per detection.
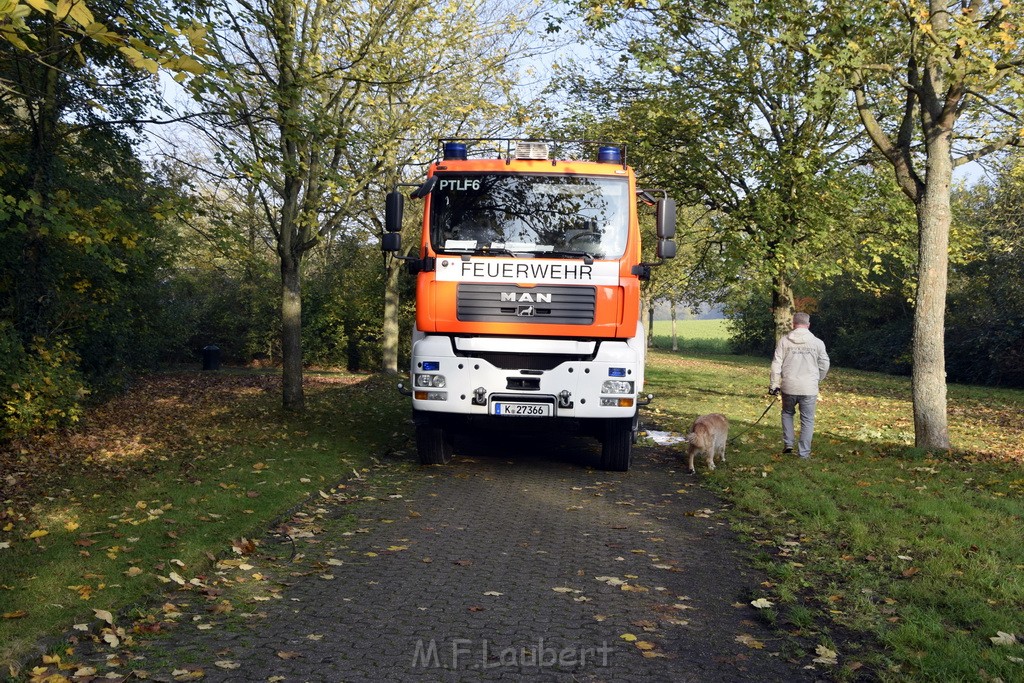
[0,323,86,435]
[723,291,775,357]
[0,127,176,438]
[813,272,914,378]
[945,155,1024,387]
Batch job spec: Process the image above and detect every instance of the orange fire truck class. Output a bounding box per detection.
[382,139,676,471]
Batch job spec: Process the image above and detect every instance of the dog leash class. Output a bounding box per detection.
[727,394,779,444]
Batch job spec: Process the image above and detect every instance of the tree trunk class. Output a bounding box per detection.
[771,273,795,342]
[670,301,678,352]
[647,301,655,347]
[381,256,401,374]
[911,140,952,450]
[281,256,304,411]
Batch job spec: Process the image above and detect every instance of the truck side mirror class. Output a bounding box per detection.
[381,232,402,253]
[656,198,676,239]
[657,238,676,260]
[385,191,405,233]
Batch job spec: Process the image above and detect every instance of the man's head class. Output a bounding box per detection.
[793,312,811,328]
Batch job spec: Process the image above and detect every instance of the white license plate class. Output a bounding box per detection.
[491,402,552,417]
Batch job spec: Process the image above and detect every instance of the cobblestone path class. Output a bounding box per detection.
[75,434,825,682]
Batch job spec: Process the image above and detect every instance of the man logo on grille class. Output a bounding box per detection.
[517,305,535,317]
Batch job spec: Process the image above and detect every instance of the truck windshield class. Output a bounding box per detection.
[429,174,630,259]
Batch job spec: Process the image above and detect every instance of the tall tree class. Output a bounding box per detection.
[187,0,540,407]
[819,0,1024,449]
[566,1,870,341]
[351,0,541,374]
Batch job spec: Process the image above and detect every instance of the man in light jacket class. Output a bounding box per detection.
[769,312,830,459]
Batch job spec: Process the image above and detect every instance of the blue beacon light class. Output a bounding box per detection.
[443,142,467,160]
[597,146,622,164]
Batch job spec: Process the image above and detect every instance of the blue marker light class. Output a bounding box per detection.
[422,361,440,371]
[609,367,626,377]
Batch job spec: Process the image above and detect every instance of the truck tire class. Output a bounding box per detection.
[600,417,633,471]
[416,423,453,465]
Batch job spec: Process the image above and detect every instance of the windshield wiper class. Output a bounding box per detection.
[529,249,594,264]
[439,245,520,257]
[474,245,522,257]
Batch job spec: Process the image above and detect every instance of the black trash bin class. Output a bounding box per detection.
[202,344,221,371]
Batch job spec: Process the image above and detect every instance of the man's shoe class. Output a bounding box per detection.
[782,447,793,454]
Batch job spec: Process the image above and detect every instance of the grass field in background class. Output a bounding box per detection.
[650,318,732,354]
[643,349,1024,681]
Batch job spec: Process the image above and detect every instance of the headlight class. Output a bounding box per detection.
[415,374,446,388]
[601,380,634,394]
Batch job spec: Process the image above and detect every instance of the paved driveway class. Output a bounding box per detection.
[76,433,825,682]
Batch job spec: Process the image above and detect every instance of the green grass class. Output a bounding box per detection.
[0,371,411,671]
[650,318,731,354]
[643,349,1024,681]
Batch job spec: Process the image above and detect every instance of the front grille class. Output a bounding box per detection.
[457,284,596,325]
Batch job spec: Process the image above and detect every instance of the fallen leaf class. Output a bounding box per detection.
[991,632,1018,646]
[813,644,839,665]
[635,641,655,651]
[276,651,302,660]
[214,661,241,669]
[93,609,114,625]
[26,529,48,539]
[552,587,576,593]
[750,598,774,609]
[595,576,626,586]
[2,611,28,619]
[483,591,503,596]
[735,634,765,649]
[620,633,637,642]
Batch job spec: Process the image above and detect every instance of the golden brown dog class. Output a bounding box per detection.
[685,413,729,474]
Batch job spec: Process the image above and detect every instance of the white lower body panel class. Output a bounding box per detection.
[409,330,646,421]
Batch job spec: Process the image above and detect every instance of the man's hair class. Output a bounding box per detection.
[793,312,811,326]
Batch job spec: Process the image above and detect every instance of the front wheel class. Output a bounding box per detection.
[416,423,453,465]
[600,417,634,471]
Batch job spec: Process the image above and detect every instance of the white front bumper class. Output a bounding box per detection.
[409,333,644,420]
